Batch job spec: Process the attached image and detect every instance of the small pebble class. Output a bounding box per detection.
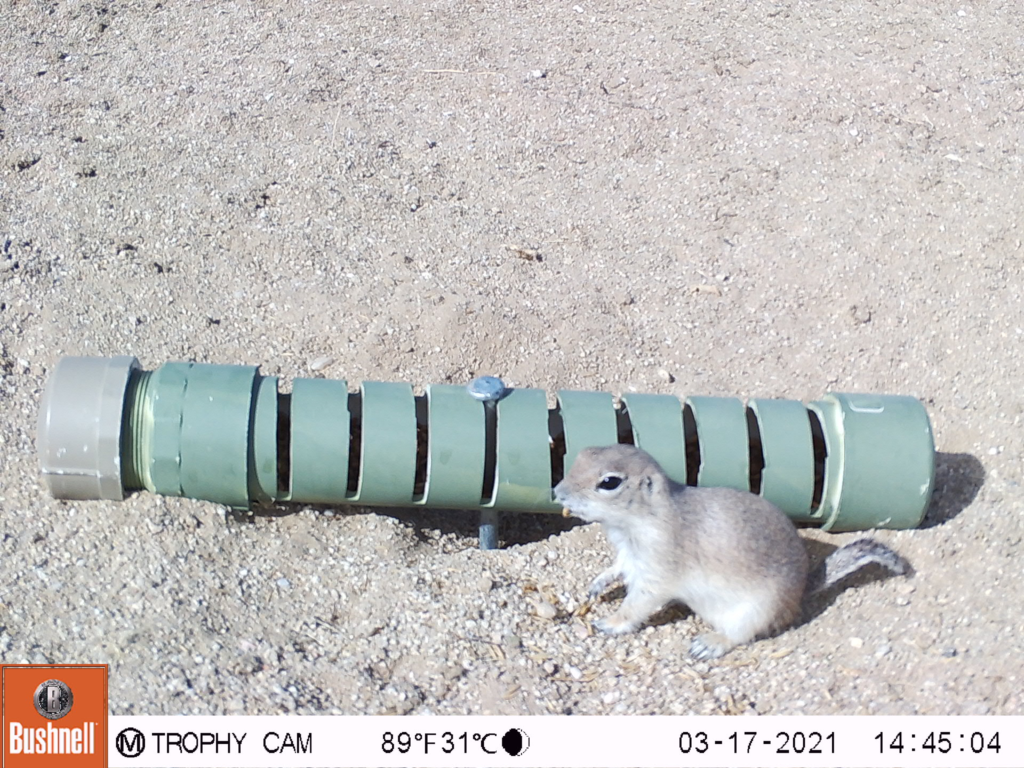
[308,356,334,372]
[849,637,864,649]
[533,600,558,620]
[276,577,291,589]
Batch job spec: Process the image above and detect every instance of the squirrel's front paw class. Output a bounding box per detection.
[586,568,621,600]
[593,613,640,635]
[586,583,607,601]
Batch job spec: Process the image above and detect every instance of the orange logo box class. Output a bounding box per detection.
[1,665,107,768]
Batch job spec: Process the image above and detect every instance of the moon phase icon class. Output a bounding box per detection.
[501,727,530,756]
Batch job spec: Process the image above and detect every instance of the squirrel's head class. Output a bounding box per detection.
[554,444,672,524]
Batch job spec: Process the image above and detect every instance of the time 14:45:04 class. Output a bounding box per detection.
[874,731,1001,755]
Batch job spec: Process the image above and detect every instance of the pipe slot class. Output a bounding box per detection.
[413,395,429,501]
[480,400,498,505]
[547,406,566,487]
[683,403,700,486]
[746,405,764,495]
[346,391,362,497]
[808,407,827,512]
[246,376,260,502]
[276,391,291,496]
[614,400,635,445]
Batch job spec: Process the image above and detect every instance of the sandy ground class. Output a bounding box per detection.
[2,0,1023,719]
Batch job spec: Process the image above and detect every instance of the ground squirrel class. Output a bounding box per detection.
[554,444,909,659]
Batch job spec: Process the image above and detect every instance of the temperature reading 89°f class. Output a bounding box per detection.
[381,731,501,756]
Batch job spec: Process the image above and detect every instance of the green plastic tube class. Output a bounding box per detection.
[38,357,936,533]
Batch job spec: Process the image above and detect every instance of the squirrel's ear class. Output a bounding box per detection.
[645,470,669,499]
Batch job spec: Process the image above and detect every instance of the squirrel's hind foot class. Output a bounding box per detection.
[689,632,735,659]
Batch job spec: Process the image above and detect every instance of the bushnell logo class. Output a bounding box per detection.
[2,664,107,766]
[33,679,74,720]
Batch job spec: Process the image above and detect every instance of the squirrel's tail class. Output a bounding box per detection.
[807,538,909,595]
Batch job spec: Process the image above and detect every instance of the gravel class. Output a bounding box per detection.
[1,0,1022,717]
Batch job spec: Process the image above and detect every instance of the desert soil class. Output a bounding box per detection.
[1,0,1022,718]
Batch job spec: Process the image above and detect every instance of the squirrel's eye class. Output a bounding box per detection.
[597,475,623,491]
